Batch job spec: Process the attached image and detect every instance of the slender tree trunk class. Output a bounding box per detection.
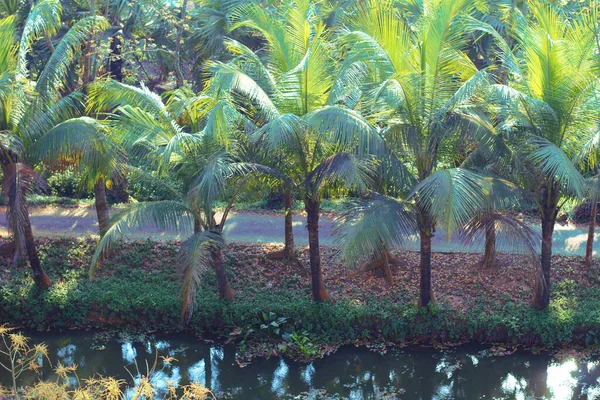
[482,221,497,270]
[533,189,558,310]
[94,179,110,237]
[109,33,123,82]
[585,200,597,267]
[173,0,187,88]
[267,188,297,261]
[82,47,92,96]
[1,162,52,289]
[23,205,52,289]
[361,243,394,283]
[194,216,202,233]
[283,188,295,258]
[305,196,330,302]
[212,248,233,299]
[585,165,599,268]
[82,1,96,96]
[417,209,435,307]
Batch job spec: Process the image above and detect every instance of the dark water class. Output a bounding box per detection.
[2,332,600,399]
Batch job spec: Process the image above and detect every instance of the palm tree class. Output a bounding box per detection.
[32,117,125,236]
[0,1,106,288]
[86,79,285,315]
[474,2,599,308]
[334,0,498,306]
[206,0,383,302]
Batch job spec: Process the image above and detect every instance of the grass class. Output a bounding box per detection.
[214,197,352,213]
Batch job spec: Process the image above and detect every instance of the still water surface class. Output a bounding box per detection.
[2,332,600,399]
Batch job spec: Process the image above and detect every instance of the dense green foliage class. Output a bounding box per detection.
[3,0,600,346]
[2,238,600,349]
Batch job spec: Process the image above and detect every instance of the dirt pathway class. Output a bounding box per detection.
[0,206,596,256]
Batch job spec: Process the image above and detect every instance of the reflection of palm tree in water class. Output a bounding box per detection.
[442,352,550,399]
[308,350,399,398]
[570,361,600,400]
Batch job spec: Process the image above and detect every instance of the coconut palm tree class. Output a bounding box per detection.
[32,117,125,236]
[205,0,384,302]
[0,0,107,288]
[333,0,501,306]
[473,1,600,308]
[86,79,286,316]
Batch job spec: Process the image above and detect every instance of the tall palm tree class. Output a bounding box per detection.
[0,0,106,288]
[207,0,383,302]
[474,1,599,308]
[334,0,497,306]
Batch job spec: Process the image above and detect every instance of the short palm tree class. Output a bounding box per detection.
[207,0,383,302]
[32,116,124,236]
[0,1,107,288]
[474,2,600,308]
[86,79,284,316]
[335,0,498,306]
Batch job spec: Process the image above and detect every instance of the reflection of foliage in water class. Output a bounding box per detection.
[5,327,600,399]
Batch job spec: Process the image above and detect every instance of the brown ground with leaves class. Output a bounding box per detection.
[0,237,596,313]
[225,242,596,310]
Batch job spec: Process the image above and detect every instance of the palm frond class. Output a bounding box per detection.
[179,230,224,320]
[187,152,237,210]
[33,117,124,187]
[17,0,61,77]
[306,106,384,156]
[334,193,417,268]
[527,135,585,197]
[304,152,375,196]
[88,79,168,116]
[460,212,541,266]
[251,113,306,151]
[36,16,109,100]
[89,201,194,278]
[409,168,493,239]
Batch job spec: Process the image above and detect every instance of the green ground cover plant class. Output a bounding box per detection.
[1,237,599,354]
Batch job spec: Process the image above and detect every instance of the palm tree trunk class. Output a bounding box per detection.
[482,222,497,270]
[23,206,52,289]
[212,248,233,299]
[173,0,187,88]
[305,196,330,302]
[82,0,96,96]
[267,188,296,260]
[109,33,123,82]
[194,216,202,233]
[586,200,597,267]
[283,187,295,258]
[94,179,110,237]
[533,190,558,309]
[1,162,52,289]
[361,243,394,283]
[417,210,435,307]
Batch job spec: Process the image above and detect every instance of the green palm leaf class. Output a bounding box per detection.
[306,106,384,156]
[304,152,375,197]
[409,168,493,239]
[179,230,224,320]
[527,136,585,197]
[89,201,195,278]
[36,16,109,100]
[334,193,417,268]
